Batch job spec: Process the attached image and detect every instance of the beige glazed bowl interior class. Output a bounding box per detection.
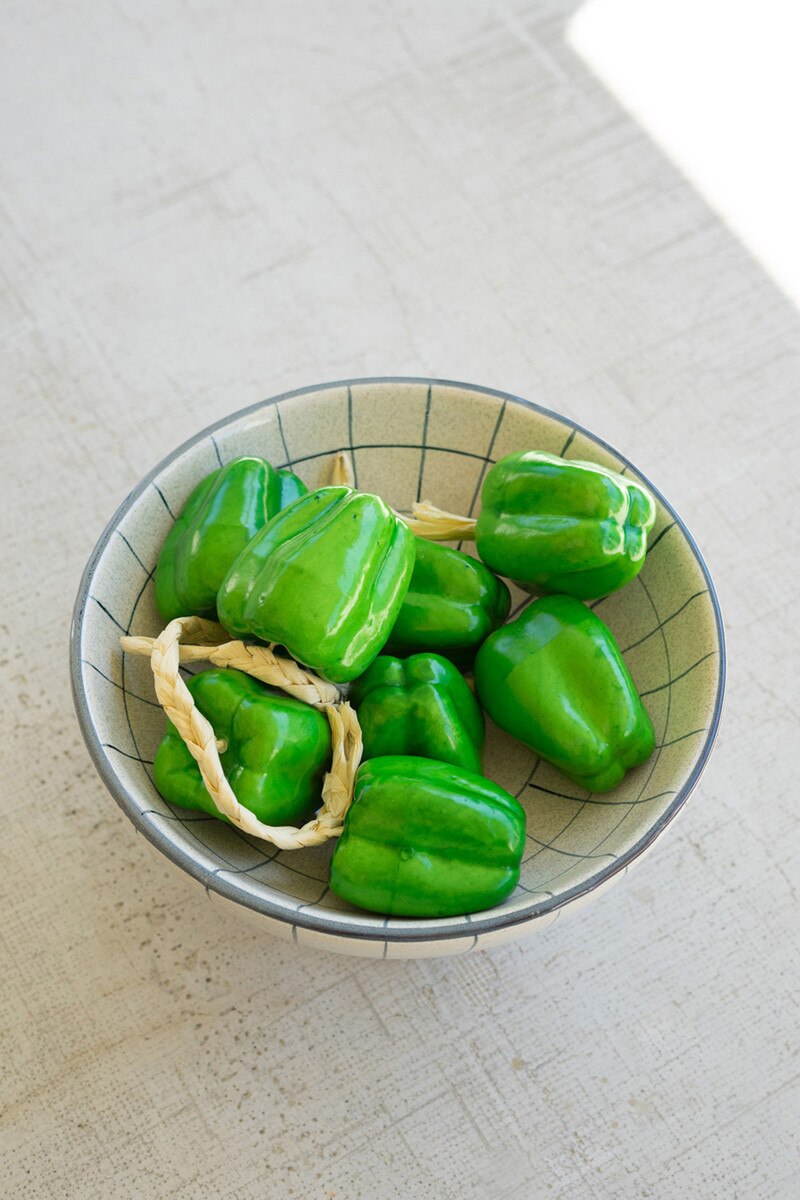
[71,378,725,958]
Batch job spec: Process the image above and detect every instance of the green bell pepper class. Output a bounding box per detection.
[329,756,526,917]
[475,594,654,792]
[154,456,308,622]
[153,668,331,825]
[350,652,484,773]
[475,450,656,599]
[386,538,510,663]
[275,469,307,510]
[217,486,415,683]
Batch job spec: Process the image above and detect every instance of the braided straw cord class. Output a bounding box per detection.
[401,500,478,541]
[121,618,341,706]
[120,616,362,849]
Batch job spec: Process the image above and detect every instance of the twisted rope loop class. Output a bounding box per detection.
[120,616,362,849]
[121,617,341,706]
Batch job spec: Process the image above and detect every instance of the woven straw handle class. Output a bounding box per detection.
[121,616,362,849]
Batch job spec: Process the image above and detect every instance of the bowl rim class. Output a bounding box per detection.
[70,375,726,944]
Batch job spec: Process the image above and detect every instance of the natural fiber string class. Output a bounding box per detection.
[120,616,362,849]
[121,619,341,706]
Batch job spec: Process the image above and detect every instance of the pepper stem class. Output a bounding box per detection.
[330,450,356,488]
[401,500,478,541]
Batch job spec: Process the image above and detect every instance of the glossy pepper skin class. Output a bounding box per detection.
[475,450,656,599]
[329,756,526,917]
[475,595,655,792]
[153,668,330,825]
[154,457,308,622]
[350,653,484,773]
[386,538,510,664]
[217,486,415,683]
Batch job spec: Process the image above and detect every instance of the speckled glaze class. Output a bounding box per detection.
[70,377,725,958]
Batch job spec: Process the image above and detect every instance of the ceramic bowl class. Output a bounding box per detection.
[71,378,725,958]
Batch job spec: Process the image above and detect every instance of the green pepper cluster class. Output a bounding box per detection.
[150,446,658,919]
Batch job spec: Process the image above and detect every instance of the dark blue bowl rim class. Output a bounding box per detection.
[70,376,726,945]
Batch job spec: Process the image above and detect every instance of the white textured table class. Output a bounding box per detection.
[2,3,798,1197]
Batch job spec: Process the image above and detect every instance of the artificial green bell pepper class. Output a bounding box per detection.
[475,594,654,792]
[350,653,484,773]
[153,668,330,825]
[274,469,307,509]
[475,450,656,599]
[329,756,526,917]
[386,538,510,663]
[154,456,308,622]
[217,486,415,683]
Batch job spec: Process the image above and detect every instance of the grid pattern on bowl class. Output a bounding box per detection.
[75,379,723,949]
